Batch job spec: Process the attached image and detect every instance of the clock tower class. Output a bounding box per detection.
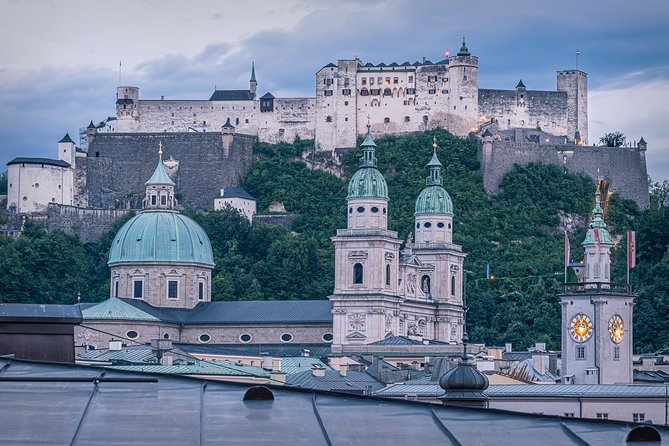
[561,186,634,384]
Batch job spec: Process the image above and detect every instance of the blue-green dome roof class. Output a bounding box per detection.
[108,211,214,266]
[583,188,612,245]
[415,185,453,215]
[347,130,388,199]
[415,142,453,214]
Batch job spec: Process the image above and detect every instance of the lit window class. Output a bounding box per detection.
[167,280,178,299]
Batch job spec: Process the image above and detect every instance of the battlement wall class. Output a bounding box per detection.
[45,204,133,243]
[482,141,649,207]
[84,132,255,210]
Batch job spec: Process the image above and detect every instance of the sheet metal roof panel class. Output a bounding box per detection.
[0,303,82,324]
[81,298,160,321]
[106,360,270,377]
[185,300,333,324]
[177,342,332,358]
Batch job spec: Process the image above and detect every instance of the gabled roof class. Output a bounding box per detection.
[7,157,70,168]
[286,369,384,394]
[81,298,159,321]
[388,62,399,67]
[220,186,255,200]
[481,129,493,137]
[260,92,275,99]
[369,336,448,346]
[209,89,254,101]
[279,357,332,375]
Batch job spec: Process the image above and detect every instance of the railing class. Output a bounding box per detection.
[563,282,632,294]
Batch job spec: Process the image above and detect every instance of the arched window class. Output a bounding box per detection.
[386,264,391,286]
[160,194,167,206]
[594,262,601,279]
[354,263,363,284]
[360,88,369,96]
[451,275,456,296]
[383,88,392,96]
[151,194,157,206]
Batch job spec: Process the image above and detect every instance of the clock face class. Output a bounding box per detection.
[570,313,592,343]
[609,315,624,344]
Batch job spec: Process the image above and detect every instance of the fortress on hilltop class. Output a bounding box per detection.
[5,39,649,241]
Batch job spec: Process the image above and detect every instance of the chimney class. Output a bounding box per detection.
[311,366,326,377]
[339,364,348,377]
[161,354,173,366]
[505,343,512,353]
[301,349,310,357]
[534,342,546,352]
[269,372,286,385]
[109,339,122,351]
[261,354,273,371]
[532,353,547,375]
[151,339,173,351]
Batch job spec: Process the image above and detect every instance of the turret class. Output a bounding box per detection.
[116,86,140,132]
[249,62,257,99]
[346,125,389,230]
[57,133,76,167]
[414,137,454,244]
[557,70,588,144]
[447,38,479,135]
[85,120,97,146]
[582,185,613,288]
[516,79,526,107]
[143,142,177,210]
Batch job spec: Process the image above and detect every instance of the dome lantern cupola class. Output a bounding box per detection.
[346,123,389,230]
[414,137,454,244]
[582,182,613,287]
[144,142,177,210]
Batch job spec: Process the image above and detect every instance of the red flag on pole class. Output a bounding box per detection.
[593,228,600,244]
[628,230,636,269]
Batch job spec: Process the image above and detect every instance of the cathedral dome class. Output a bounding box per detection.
[108,210,214,266]
[347,167,388,199]
[415,185,453,215]
[347,131,388,199]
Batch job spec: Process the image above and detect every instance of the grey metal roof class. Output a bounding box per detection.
[186,300,333,325]
[634,370,669,383]
[78,344,162,364]
[279,357,332,375]
[220,186,255,200]
[369,335,448,346]
[106,360,270,377]
[209,89,254,101]
[287,369,385,394]
[82,298,160,322]
[177,342,332,358]
[260,92,275,99]
[375,382,669,399]
[0,303,82,324]
[7,157,70,168]
[0,357,664,445]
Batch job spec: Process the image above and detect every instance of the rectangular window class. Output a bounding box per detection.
[167,280,178,299]
[342,89,351,96]
[596,413,609,420]
[633,413,645,422]
[369,77,375,85]
[114,281,119,298]
[377,77,382,84]
[406,88,415,95]
[198,282,204,301]
[614,346,620,360]
[576,346,586,360]
[362,78,367,86]
[371,89,381,96]
[564,413,575,418]
[133,280,143,298]
[344,78,350,87]
[393,77,398,84]
[160,195,167,206]
[428,89,436,94]
[324,90,333,96]
[151,195,157,206]
[427,75,437,82]
[408,76,413,83]
[385,77,390,85]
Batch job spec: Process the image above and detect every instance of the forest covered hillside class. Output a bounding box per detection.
[0,129,667,352]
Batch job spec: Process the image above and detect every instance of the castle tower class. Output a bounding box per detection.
[143,142,177,210]
[116,86,140,132]
[447,38,479,136]
[330,127,402,347]
[557,70,588,144]
[108,144,214,309]
[249,62,257,99]
[411,138,466,341]
[561,185,634,384]
[57,132,76,167]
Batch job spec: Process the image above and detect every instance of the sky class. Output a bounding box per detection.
[1,0,668,183]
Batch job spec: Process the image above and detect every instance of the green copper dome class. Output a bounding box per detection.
[415,142,453,215]
[108,211,214,266]
[145,153,175,186]
[582,188,612,245]
[347,131,388,199]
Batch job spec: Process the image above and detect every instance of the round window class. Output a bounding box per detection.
[371,206,379,213]
[240,333,252,343]
[357,206,365,213]
[322,333,334,342]
[280,333,293,343]
[22,196,27,201]
[199,334,211,343]
[126,331,139,339]
[34,183,39,188]
[424,222,432,228]
[416,223,420,228]
[437,222,445,228]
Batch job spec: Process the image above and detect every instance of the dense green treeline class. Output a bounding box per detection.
[0,130,667,352]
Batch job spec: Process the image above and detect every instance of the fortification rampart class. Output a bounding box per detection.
[481,138,649,207]
[45,204,133,243]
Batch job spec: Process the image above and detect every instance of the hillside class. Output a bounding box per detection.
[0,130,667,352]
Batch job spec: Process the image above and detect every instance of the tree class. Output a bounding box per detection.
[599,131,626,147]
[0,170,7,195]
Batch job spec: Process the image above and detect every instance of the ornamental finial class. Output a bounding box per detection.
[158,141,163,158]
[366,115,371,130]
[432,136,438,151]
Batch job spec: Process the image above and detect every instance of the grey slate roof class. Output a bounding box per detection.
[279,357,332,375]
[220,186,255,200]
[287,369,385,394]
[260,92,275,99]
[209,89,254,101]
[7,157,70,168]
[0,303,82,324]
[59,133,75,143]
[177,342,332,358]
[0,357,664,445]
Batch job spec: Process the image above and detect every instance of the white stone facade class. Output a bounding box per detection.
[7,158,74,214]
[105,42,586,152]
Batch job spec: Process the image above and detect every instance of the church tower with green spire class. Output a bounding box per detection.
[560,184,634,385]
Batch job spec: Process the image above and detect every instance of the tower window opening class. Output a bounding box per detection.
[354,263,364,284]
[161,195,167,206]
[437,222,445,228]
[151,195,157,206]
[386,264,391,286]
[424,222,432,228]
[357,206,365,213]
[198,282,204,301]
[371,207,379,213]
[576,346,586,360]
[451,275,456,296]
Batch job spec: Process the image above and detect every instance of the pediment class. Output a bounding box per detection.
[346,331,367,340]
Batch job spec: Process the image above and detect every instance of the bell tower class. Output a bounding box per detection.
[561,184,634,384]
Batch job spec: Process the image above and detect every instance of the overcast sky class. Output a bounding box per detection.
[1,0,668,184]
